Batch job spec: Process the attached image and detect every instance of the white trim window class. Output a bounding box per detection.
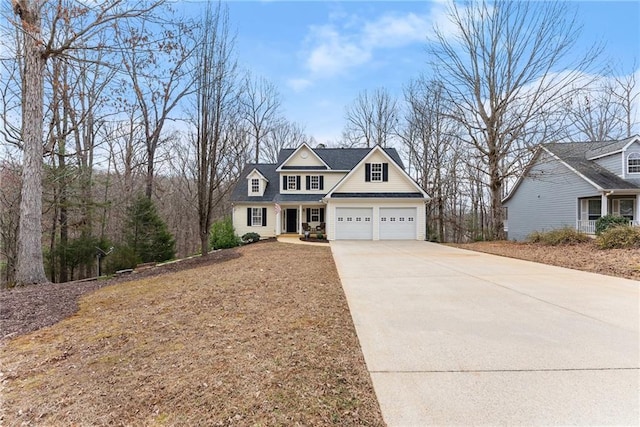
[251,178,260,193]
[252,208,263,226]
[310,208,320,222]
[287,175,297,190]
[628,152,640,174]
[580,198,601,221]
[371,163,383,182]
[310,175,320,190]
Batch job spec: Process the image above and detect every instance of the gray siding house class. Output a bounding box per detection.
[503,135,640,241]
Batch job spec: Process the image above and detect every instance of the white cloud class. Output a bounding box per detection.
[362,12,430,49]
[305,24,371,77]
[287,78,313,92]
[298,6,451,80]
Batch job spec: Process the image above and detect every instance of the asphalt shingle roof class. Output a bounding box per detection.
[232,146,408,202]
[544,142,639,190]
[276,147,405,170]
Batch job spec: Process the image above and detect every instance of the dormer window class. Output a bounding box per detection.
[628,152,640,174]
[251,178,260,193]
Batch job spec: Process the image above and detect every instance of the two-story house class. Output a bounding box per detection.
[230,143,429,240]
[503,135,640,241]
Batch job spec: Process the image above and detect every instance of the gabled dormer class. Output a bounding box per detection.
[276,142,329,171]
[246,168,268,197]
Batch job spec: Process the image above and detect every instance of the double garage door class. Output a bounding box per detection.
[335,207,417,240]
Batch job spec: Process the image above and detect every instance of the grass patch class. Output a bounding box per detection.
[1,242,383,426]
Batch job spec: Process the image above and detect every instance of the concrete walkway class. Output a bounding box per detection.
[330,241,639,426]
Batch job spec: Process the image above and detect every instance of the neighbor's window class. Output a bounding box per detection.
[288,175,297,190]
[620,199,634,220]
[252,208,262,226]
[310,175,320,190]
[251,178,260,193]
[371,163,383,182]
[628,152,640,174]
[587,199,601,221]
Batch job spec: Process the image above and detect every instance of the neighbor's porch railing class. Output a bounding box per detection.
[577,219,638,235]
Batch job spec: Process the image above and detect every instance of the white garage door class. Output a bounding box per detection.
[335,208,373,240]
[379,208,417,240]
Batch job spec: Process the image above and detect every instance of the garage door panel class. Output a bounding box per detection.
[380,208,416,240]
[336,208,373,240]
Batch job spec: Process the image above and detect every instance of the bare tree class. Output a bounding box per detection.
[0,160,21,286]
[402,78,460,242]
[240,73,281,163]
[261,119,310,163]
[343,87,398,147]
[116,16,197,199]
[192,1,244,255]
[609,66,639,138]
[428,0,599,239]
[556,70,638,142]
[10,0,163,285]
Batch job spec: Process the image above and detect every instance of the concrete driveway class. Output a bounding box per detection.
[330,241,639,426]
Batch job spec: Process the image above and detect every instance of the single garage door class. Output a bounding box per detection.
[379,207,417,240]
[335,208,373,240]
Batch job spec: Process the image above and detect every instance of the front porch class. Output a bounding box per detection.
[577,193,640,234]
[577,219,640,235]
[276,204,326,236]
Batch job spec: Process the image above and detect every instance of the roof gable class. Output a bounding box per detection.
[325,146,428,198]
[276,143,329,171]
[247,168,268,182]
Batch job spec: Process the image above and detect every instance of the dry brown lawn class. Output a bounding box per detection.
[450,240,640,281]
[0,242,384,426]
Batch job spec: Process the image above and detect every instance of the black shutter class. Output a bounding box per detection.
[262,208,267,226]
[365,163,371,182]
[296,175,301,190]
[319,176,324,190]
[306,208,310,222]
[282,175,287,190]
[383,163,389,182]
[247,208,252,226]
[320,208,325,223]
[306,176,311,190]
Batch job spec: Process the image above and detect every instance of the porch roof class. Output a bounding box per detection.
[274,194,325,203]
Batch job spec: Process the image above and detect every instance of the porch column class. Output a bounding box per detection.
[601,194,609,217]
[636,194,640,225]
[275,205,281,236]
[299,204,303,234]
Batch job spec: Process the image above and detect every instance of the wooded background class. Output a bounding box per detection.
[1,0,637,286]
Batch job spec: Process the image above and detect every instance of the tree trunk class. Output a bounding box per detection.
[16,1,49,285]
[488,153,505,240]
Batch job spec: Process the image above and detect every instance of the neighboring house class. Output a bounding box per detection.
[230,143,429,240]
[503,135,640,241]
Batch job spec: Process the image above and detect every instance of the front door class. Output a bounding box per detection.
[286,208,298,233]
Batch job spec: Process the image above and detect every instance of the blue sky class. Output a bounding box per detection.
[211,0,640,144]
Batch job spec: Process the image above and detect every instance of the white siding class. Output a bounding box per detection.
[337,151,418,193]
[504,152,599,241]
[281,146,325,167]
[233,204,277,238]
